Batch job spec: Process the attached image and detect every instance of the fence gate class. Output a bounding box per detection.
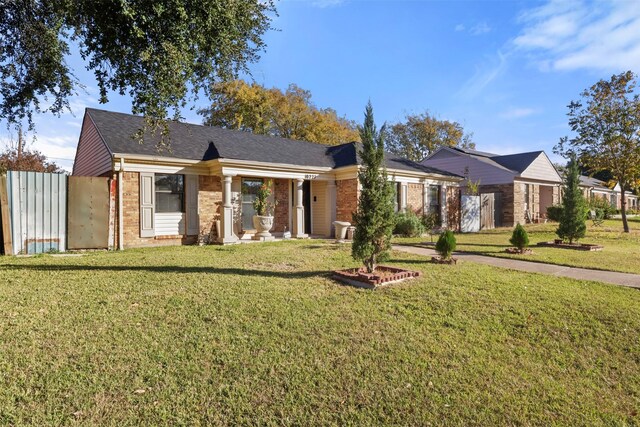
[67,176,110,249]
[480,193,495,230]
[460,195,480,233]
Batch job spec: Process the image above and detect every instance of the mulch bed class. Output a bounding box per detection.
[333,265,421,289]
[536,241,604,251]
[505,248,534,255]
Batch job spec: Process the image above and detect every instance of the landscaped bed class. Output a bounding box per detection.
[1,240,639,425]
[536,241,604,251]
[396,219,640,274]
[333,265,421,289]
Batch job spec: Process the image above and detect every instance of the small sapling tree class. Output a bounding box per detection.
[510,223,529,253]
[557,157,587,243]
[351,102,395,273]
[435,230,456,260]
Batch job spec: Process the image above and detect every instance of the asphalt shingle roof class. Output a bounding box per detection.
[87,108,459,177]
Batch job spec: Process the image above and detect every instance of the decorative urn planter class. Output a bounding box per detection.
[252,215,274,238]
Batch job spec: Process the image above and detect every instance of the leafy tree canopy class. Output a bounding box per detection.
[555,70,640,232]
[384,112,475,162]
[199,80,360,146]
[0,130,63,174]
[0,0,275,143]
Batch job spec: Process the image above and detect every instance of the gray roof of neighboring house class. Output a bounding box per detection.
[579,175,615,191]
[446,146,547,174]
[86,108,460,177]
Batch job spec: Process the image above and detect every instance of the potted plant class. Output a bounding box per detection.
[252,179,277,239]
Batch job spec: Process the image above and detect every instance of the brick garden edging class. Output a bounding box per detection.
[536,241,604,251]
[332,266,421,289]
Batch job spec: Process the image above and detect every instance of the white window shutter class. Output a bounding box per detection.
[186,175,199,236]
[140,173,155,237]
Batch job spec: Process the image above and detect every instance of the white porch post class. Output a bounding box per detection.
[328,179,337,238]
[400,183,408,212]
[293,178,308,238]
[440,184,448,228]
[218,175,238,244]
[422,182,428,216]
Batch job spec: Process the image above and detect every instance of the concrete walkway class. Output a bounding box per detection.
[393,245,640,290]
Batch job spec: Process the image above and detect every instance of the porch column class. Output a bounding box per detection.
[440,184,448,228]
[218,175,238,244]
[399,183,408,212]
[422,182,428,216]
[328,180,337,238]
[293,178,308,238]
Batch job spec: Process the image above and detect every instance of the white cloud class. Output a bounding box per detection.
[457,50,509,98]
[455,24,465,32]
[470,22,491,35]
[513,0,640,72]
[499,107,538,119]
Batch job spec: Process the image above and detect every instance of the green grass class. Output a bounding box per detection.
[397,219,640,274]
[1,241,639,425]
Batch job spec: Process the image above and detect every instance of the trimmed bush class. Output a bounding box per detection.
[435,230,456,260]
[394,210,425,237]
[589,196,616,219]
[509,223,529,252]
[546,205,563,222]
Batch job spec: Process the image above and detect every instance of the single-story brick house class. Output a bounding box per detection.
[579,175,638,210]
[72,108,462,248]
[421,146,562,227]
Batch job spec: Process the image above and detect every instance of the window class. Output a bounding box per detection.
[241,178,263,230]
[155,174,184,213]
[428,185,440,217]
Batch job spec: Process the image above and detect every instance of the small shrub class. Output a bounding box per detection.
[589,197,616,219]
[435,230,456,260]
[394,210,425,237]
[509,224,529,252]
[546,205,563,222]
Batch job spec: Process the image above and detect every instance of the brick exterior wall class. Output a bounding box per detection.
[336,178,359,223]
[120,171,195,248]
[407,183,424,214]
[273,178,290,233]
[198,175,222,241]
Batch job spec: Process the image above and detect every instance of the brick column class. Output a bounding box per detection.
[293,178,307,238]
[218,175,238,244]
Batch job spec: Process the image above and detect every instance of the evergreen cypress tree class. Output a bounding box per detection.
[352,102,396,273]
[557,157,587,243]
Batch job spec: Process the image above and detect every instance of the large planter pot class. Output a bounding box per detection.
[252,215,274,238]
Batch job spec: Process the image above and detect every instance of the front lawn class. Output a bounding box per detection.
[398,219,640,274]
[1,241,639,425]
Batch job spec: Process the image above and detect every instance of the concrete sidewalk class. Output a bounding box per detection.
[393,245,640,290]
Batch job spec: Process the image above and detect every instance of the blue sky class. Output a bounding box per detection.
[5,0,640,171]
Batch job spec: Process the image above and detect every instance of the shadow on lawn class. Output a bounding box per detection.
[0,264,331,280]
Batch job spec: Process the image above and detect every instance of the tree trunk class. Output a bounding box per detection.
[620,187,629,233]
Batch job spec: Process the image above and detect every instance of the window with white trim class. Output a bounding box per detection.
[155,174,185,213]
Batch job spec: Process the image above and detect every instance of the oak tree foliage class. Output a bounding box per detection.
[385,112,475,162]
[199,80,359,145]
[0,0,275,146]
[555,71,640,233]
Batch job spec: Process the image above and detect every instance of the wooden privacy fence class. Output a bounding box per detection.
[0,171,111,255]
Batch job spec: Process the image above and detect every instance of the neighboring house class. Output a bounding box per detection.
[421,146,562,227]
[73,108,462,248]
[579,176,638,210]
